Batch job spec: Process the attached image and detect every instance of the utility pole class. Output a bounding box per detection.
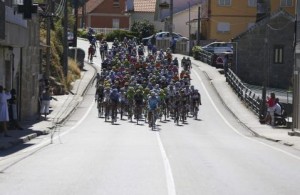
[169,0,173,38]
[73,0,78,47]
[197,6,201,45]
[257,0,270,120]
[81,0,86,28]
[63,0,68,77]
[45,0,53,79]
[292,0,300,130]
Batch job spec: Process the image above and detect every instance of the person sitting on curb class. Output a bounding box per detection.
[259,92,276,125]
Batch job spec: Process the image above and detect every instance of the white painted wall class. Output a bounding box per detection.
[173,5,199,38]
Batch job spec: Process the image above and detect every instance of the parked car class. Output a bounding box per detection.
[202,42,233,54]
[68,31,74,47]
[142,32,188,45]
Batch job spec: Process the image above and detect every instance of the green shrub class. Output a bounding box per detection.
[105,30,138,42]
[77,29,88,39]
[96,33,105,41]
[192,46,202,60]
[131,20,155,40]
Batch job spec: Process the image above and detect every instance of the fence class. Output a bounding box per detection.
[226,69,262,116]
[155,39,189,55]
[91,28,129,35]
[195,50,216,66]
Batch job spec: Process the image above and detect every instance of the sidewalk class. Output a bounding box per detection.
[0,61,96,150]
[174,53,300,150]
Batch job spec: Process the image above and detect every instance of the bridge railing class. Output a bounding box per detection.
[226,69,262,116]
[196,50,216,66]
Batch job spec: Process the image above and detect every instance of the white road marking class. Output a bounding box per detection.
[192,68,300,161]
[156,132,176,195]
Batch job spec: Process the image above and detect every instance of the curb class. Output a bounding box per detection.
[194,62,294,146]
[50,62,97,126]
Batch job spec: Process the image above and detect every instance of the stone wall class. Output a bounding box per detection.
[233,14,294,89]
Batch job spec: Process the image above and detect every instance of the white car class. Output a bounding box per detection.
[142,32,188,45]
[202,42,233,54]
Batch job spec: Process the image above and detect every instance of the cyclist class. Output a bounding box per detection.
[91,35,98,55]
[110,88,119,123]
[191,89,201,117]
[148,91,159,128]
[88,44,95,63]
[134,89,144,121]
[95,83,104,102]
[99,41,105,60]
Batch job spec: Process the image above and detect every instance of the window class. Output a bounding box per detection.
[217,22,230,33]
[218,0,231,6]
[274,45,284,64]
[280,0,293,7]
[13,0,22,5]
[248,0,257,7]
[113,0,120,7]
[112,19,119,28]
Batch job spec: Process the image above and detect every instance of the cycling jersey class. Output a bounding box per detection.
[148,97,158,110]
[134,94,144,105]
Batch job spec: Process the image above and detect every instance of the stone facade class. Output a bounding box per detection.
[232,10,294,89]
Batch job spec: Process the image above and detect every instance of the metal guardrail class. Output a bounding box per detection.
[226,69,262,116]
[195,50,215,66]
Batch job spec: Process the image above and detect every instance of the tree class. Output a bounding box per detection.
[131,20,155,40]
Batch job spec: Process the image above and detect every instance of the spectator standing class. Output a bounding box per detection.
[0,85,12,137]
[40,87,57,120]
[8,88,23,130]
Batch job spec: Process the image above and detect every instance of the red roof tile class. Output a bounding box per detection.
[134,0,156,13]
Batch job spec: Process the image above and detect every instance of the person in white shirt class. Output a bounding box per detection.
[274,98,282,116]
[0,85,11,137]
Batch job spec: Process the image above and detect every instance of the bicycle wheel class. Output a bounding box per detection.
[194,106,198,120]
[120,104,123,120]
[152,111,155,130]
[136,107,139,125]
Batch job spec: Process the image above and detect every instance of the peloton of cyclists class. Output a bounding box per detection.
[94,37,202,127]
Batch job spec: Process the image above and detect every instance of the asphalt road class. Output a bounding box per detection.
[0,40,300,195]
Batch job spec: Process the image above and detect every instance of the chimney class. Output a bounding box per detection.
[256,0,270,22]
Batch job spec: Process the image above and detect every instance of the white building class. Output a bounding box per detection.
[0,1,41,120]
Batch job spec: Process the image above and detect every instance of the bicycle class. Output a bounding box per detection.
[135,104,143,125]
[127,99,134,122]
[97,97,104,117]
[194,105,199,120]
[111,102,118,124]
[148,109,157,130]
[104,99,110,122]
